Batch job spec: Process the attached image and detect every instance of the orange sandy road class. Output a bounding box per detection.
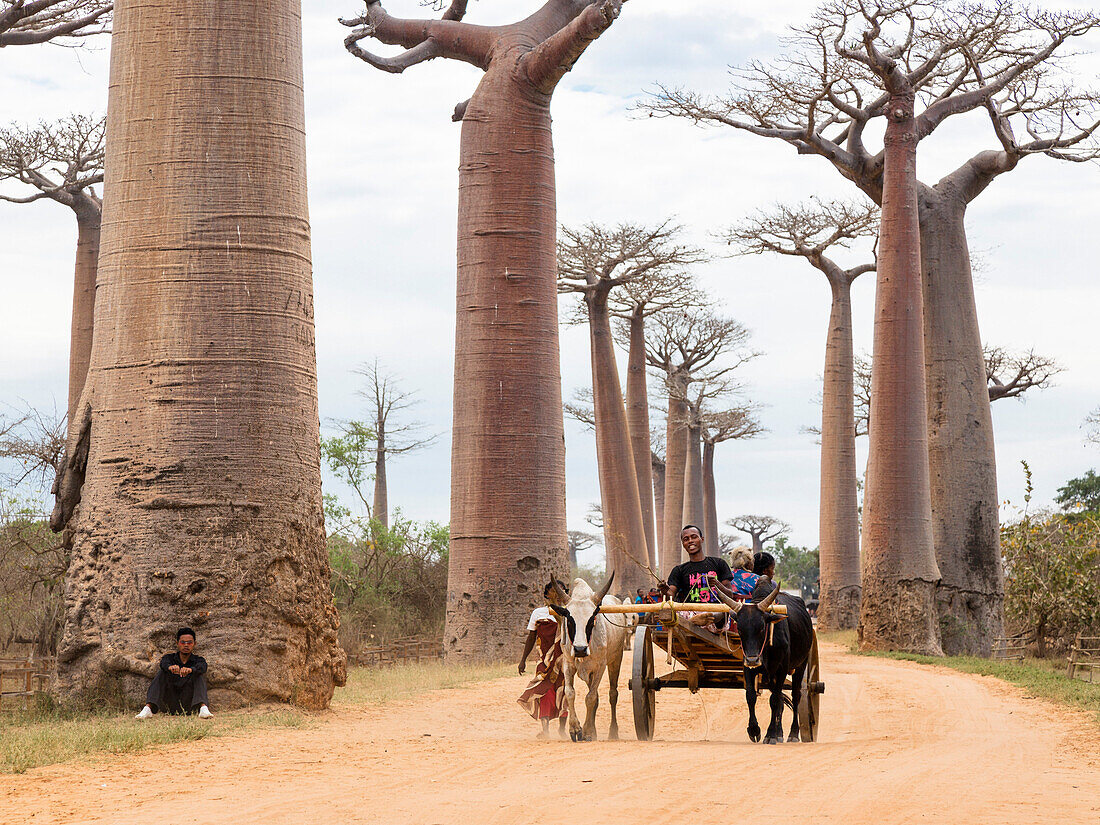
[4,642,1099,825]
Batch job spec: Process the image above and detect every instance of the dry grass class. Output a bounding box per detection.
[0,703,307,775]
[1,660,511,775]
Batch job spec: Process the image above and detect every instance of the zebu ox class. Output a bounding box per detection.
[548,574,627,742]
[714,578,814,744]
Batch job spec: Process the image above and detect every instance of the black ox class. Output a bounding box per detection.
[715,578,814,744]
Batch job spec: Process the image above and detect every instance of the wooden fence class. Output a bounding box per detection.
[354,638,442,668]
[0,657,54,710]
[992,631,1030,662]
[1067,634,1100,683]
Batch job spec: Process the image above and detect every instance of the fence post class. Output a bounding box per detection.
[1067,631,1080,680]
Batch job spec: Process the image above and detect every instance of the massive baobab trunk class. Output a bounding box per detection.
[585,291,649,591]
[51,0,346,707]
[858,92,942,655]
[625,310,657,569]
[919,183,1003,654]
[67,196,100,424]
[449,61,568,659]
[818,275,862,631]
[339,1,625,660]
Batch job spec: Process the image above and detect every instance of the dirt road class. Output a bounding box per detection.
[4,641,1099,824]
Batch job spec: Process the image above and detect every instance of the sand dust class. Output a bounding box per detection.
[4,641,1099,825]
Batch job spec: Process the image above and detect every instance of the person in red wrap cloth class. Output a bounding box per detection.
[517,580,569,739]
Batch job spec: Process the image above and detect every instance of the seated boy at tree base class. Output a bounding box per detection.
[136,627,213,719]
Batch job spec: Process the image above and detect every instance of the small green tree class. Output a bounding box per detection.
[1003,463,1100,655]
[769,536,820,602]
[1055,469,1100,515]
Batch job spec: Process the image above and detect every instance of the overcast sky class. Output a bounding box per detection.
[2,1,1098,565]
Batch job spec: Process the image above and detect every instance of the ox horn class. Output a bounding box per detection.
[547,576,568,605]
[592,571,616,605]
[758,579,781,610]
[710,582,743,613]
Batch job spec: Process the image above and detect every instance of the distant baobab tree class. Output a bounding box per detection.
[558,221,705,587]
[725,199,876,630]
[646,309,758,572]
[0,0,110,46]
[609,263,705,569]
[0,114,104,427]
[51,0,345,708]
[351,359,437,530]
[646,0,1100,655]
[700,404,763,558]
[340,0,628,661]
[726,515,790,555]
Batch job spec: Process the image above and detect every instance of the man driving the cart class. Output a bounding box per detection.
[661,524,734,633]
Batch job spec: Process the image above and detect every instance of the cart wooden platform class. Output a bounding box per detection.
[603,602,824,742]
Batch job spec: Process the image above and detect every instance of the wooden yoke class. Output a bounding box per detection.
[600,601,788,616]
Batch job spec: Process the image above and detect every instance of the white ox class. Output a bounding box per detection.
[549,574,627,742]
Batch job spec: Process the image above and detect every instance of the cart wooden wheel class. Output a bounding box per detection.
[632,623,656,741]
[797,631,824,742]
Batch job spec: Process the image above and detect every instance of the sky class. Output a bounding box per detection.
[2,0,1099,567]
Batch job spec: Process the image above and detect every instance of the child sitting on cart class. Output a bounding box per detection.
[726,548,759,598]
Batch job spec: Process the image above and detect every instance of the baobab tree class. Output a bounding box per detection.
[0,0,110,46]
[349,359,437,530]
[567,529,600,569]
[700,405,763,558]
[650,427,665,557]
[725,199,876,630]
[648,0,1100,654]
[727,515,790,555]
[340,0,627,661]
[50,0,345,707]
[0,114,104,427]
[558,221,704,588]
[609,248,707,567]
[679,377,752,554]
[646,309,758,573]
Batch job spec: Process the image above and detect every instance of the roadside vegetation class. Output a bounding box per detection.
[819,629,1100,728]
[2,660,511,775]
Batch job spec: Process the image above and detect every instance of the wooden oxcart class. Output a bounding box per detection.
[601,601,824,742]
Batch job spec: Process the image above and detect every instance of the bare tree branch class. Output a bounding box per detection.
[1085,407,1100,448]
[645,308,761,393]
[557,219,708,324]
[339,0,497,72]
[0,401,66,493]
[563,386,595,432]
[984,344,1062,401]
[640,0,1100,205]
[722,197,878,285]
[352,358,438,455]
[0,113,105,211]
[0,0,111,47]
